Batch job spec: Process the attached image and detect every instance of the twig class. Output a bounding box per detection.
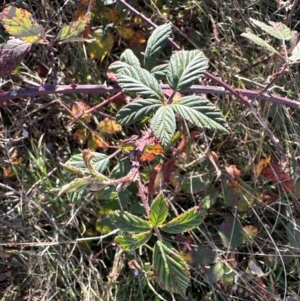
[1,83,300,109]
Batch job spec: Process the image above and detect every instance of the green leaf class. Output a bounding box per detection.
[172,95,229,132]
[116,98,162,125]
[150,105,176,146]
[87,31,114,61]
[144,23,172,70]
[115,231,152,251]
[153,240,190,297]
[167,50,209,92]
[117,66,163,99]
[160,206,206,234]
[109,210,151,232]
[289,44,300,62]
[149,194,169,226]
[151,63,168,80]
[108,60,130,73]
[250,18,292,41]
[58,176,93,195]
[181,173,210,194]
[192,246,217,266]
[55,14,90,42]
[110,159,131,178]
[120,49,140,66]
[1,6,46,43]
[202,262,224,284]
[241,32,279,54]
[63,152,109,174]
[218,215,243,249]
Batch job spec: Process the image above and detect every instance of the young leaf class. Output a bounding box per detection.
[115,231,152,251]
[167,50,209,92]
[117,65,163,99]
[144,23,172,70]
[120,49,140,67]
[55,13,90,42]
[160,207,206,234]
[172,95,229,132]
[153,240,190,297]
[58,176,93,195]
[250,18,292,41]
[149,194,169,226]
[151,63,168,80]
[218,215,243,249]
[150,105,176,146]
[1,6,46,43]
[116,98,162,125]
[0,38,31,77]
[109,210,152,232]
[241,32,279,54]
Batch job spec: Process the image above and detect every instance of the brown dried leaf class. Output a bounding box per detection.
[99,119,122,135]
[71,101,91,123]
[225,165,241,180]
[148,159,175,197]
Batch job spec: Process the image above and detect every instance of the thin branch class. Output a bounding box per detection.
[1,83,299,109]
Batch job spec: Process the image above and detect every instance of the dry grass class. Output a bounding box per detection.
[1,0,300,300]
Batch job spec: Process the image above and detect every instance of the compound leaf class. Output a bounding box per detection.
[149,194,169,226]
[109,210,151,232]
[241,32,279,54]
[153,240,190,297]
[150,105,176,146]
[117,65,163,99]
[144,23,172,70]
[115,231,152,251]
[167,50,208,92]
[160,206,206,234]
[172,95,229,132]
[120,49,140,67]
[1,6,46,43]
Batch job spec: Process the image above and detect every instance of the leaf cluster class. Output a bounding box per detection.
[110,23,229,145]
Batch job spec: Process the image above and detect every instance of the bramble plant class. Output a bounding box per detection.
[2,1,300,300]
[59,23,229,297]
